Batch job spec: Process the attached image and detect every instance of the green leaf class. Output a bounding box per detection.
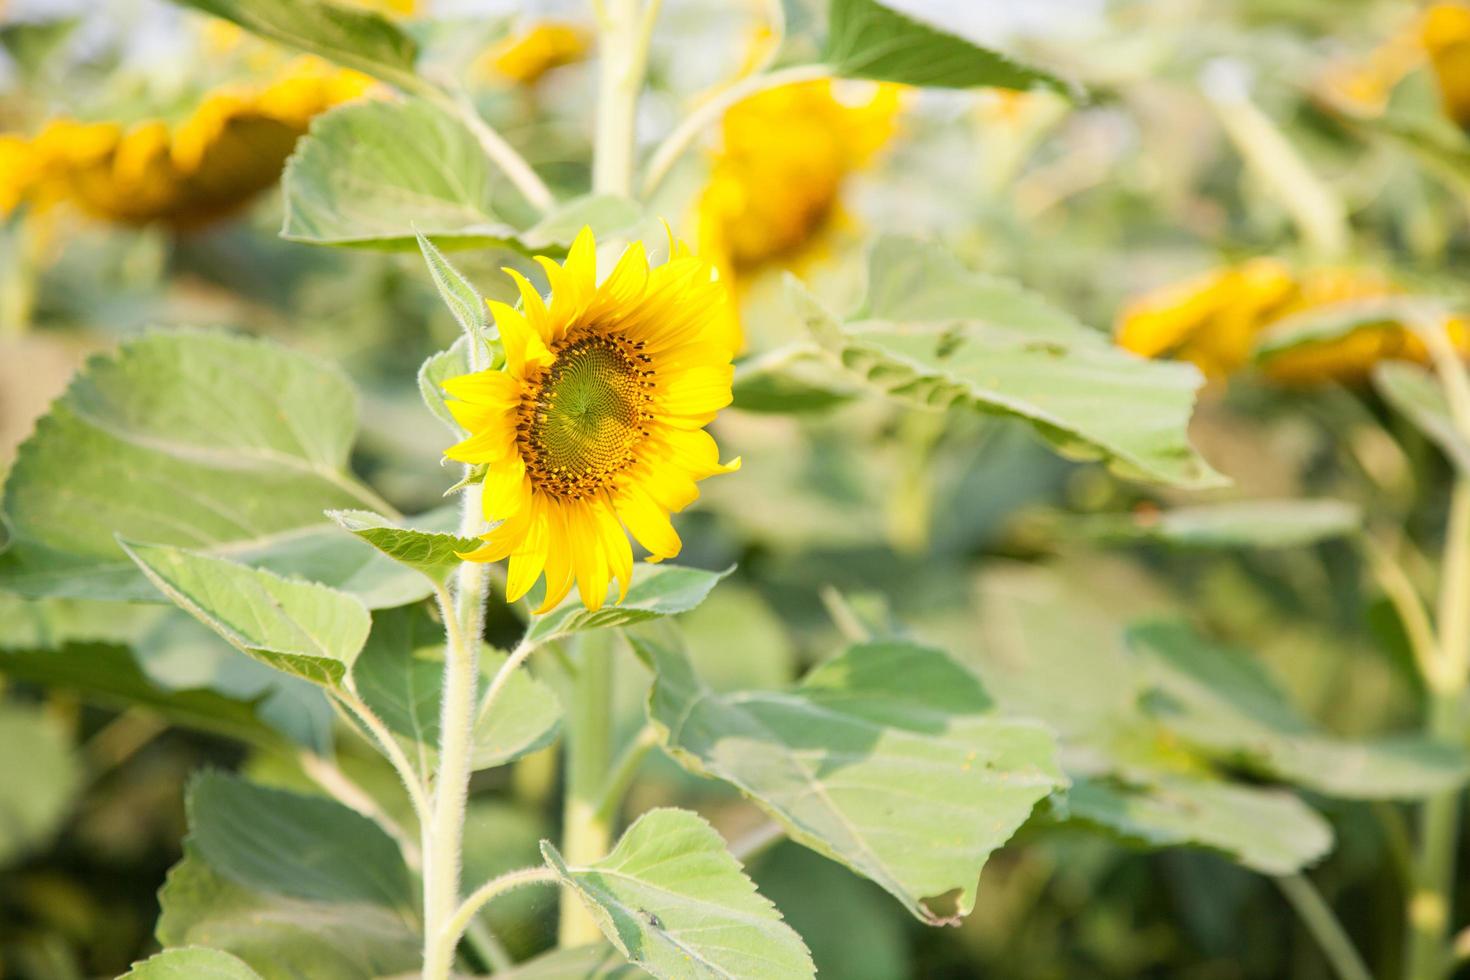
[0,330,428,608]
[172,0,423,92]
[283,99,520,249]
[284,93,639,251]
[418,336,471,434]
[1080,499,1362,549]
[542,807,815,979]
[156,850,419,979]
[823,0,1076,94]
[525,563,733,645]
[122,542,371,689]
[0,702,80,865]
[643,637,1064,924]
[793,238,1223,488]
[1130,621,1469,799]
[122,948,263,980]
[1375,361,1470,475]
[1254,296,1420,364]
[492,945,639,979]
[0,642,293,748]
[353,604,561,779]
[327,507,475,585]
[1062,774,1333,876]
[185,771,414,909]
[416,231,495,346]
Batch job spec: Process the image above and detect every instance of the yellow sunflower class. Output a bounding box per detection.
[1116,260,1470,383]
[696,80,902,280]
[481,21,590,85]
[4,59,369,228]
[1424,2,1470,128]
[442,228,741,612]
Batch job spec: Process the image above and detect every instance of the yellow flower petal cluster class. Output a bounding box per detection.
[1424,2,1470,128]
[482,22,590,85]
[1116,259,1469,383]
[1,60,369,228]
[443,228,741,612]
[696,80,902,278]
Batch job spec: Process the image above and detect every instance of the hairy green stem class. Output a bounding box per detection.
[445,866,559,952]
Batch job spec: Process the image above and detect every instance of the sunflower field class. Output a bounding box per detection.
[8,0,1470,978]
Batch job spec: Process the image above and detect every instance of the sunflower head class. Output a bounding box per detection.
[442,228,741,612]
[1424,2,1470,128]
[482,22,590,85]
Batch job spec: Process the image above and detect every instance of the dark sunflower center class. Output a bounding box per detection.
[517,331,653,499]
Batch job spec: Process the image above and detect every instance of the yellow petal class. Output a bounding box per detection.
[614,483,682,561]
[505,495,551,602]
[491,299,553,375]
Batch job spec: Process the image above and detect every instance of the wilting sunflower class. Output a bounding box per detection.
[697,80,902,281]
[2,59,369,227]
[481,21,590,85]
[1117,259,1469,383]
[442,228,741,612]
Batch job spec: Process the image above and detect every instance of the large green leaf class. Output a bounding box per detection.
[644,637,1064,924]
[123,542,371,689]
[525,564,733,645]
[1062,774,1333,876]
[823,0,1075,94]
[353,604,561,779]
[185,771,413,910]
[1374,361,1470,475]
[0,702,80,865]
[1130,621,1468,799]
[122,948,263,980]
[543,807,815,979]
[172,0,424,92]
[793,238,1222,488]
[282,95,640,250]
[327,507,475,586]
[0,331,427,607]
[156,851,419,980]
[1079,499,1362,549]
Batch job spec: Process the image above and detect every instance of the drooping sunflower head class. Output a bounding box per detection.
[481,21,591,85]
[1116,260,1468,383]
[443,228,741,612]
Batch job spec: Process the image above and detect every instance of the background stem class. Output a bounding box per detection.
[1276,873,1372,980]
[558,638,614,946]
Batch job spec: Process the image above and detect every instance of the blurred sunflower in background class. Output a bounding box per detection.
[1,60,370,228]
[1318,1,1470,128]
[481,20,590,86]
[443,229,740,612]
[1116,259,1469,383]
[696,79,903,287]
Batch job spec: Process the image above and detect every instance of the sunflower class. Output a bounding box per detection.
[1116,260,1469,383]
[696,80,902,281]
[441,228,741,612]
[1424,2,1470,128]
[481,21,590,85]
[3,59,369,227]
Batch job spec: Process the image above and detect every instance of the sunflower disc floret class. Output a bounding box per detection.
[442,227,741,612]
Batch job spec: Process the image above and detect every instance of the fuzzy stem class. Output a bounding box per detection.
[445,866,559,952]
[558,640,614,946]
[592,0,657,196]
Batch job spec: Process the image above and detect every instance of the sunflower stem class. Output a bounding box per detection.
[558,635,614,946]
[592,0,656,197]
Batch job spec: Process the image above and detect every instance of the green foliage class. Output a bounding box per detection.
[352,604,561,779]
[416,232,495,348]
[793,237,1224,488]
[1081,499,1363,548]
[0,331,428,608]
[823,0,1075,94]
[157,772,420,979]
[282,97,641,250]
[418,337,472,434]
[0,702,80,865]
[171,0,424,92]
[328,508,475,586]
[121,947,263,980]
[642,636,1064,924]
[525,564,733,644]
[542,807,816,979]
[1375,361,1470,474]
[123,542,371,689]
